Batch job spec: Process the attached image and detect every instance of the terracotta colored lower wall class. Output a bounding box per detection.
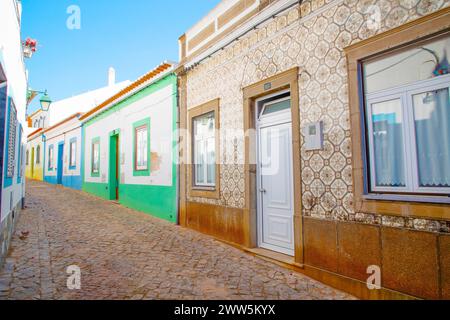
[185,201,245,245]
[184,202,449,299]
[303,217,449,300]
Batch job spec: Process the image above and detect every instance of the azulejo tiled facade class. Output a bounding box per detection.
[184,0,450,233]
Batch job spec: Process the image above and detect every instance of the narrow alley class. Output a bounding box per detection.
[0,180,353,300]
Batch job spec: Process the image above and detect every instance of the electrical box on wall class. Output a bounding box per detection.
[303,121,324,151]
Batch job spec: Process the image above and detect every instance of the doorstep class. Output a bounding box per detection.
[214,238,303,270]
[245,247,302,268]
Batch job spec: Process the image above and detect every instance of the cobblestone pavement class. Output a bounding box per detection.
[0,180,354,300]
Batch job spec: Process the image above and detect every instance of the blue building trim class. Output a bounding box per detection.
[43,137,82,190]
[81,125,85,186]
[44,175,58,185]
[62,175,82,190]
[16,123,22,184]
[3,97,13,188]
[0,82,7,196]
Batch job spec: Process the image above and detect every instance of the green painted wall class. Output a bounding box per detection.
[82,74,178,223]
[119,184,176,222]
[83,182,110,200]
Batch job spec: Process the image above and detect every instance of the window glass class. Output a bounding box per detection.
[48,146,54,170]
[92,142,100,174]
[363,36,450,94]
[193,112,215,186]
[36,145,41,164]
[70,140,77,168]
[135,126,148,171]
[413,87,450,188]
[262,99,291,116]
[369,98,406,187]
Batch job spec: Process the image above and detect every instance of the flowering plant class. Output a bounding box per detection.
[23,37,38,58]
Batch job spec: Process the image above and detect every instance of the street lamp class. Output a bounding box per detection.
[27,89,52,113]
[39,92,52,111]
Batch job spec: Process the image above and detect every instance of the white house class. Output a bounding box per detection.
[27,70,130,191]
[42,113,83,190]
[81,62,178,223]
[0,0,28,267]
[27,68,130,129]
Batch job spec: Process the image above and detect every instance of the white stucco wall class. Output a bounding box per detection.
[0,0,28,221]
[44,117,82,178]
[47,81,131,127]
[84,82,175,187]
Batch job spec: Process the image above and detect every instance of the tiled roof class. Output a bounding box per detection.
[79,62,174,121]
[43,113,83,134]
[27,128,43,139]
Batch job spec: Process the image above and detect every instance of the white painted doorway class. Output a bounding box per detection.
[256,92,295,256]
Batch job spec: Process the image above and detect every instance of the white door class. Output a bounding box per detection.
[257,97,295,256]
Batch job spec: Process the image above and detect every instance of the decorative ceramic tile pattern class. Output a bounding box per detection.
[185,0,450,232]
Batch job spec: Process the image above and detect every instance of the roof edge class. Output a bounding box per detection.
[43,112,83,134]
[79,61,177,123]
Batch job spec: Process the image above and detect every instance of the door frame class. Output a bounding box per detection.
[108,130,120,200]
[256,93,295,256]
[57,142,64,184]
[243,67,304,265]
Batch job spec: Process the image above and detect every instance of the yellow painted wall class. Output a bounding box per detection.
[26,137,44,181]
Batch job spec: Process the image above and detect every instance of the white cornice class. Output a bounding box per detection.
[185,0,299,68]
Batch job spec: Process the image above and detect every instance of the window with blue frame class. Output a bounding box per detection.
[69,138,77,169]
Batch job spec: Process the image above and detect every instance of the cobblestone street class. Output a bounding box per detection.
[0,180,353,300]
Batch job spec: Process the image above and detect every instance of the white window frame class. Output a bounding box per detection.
[135,125,148,171]
[193,111,216,187]
[365,73,450,195]
[258,94,291,120]
[48,146,54,170]
[69,140,77,168]
[92,142,100,174]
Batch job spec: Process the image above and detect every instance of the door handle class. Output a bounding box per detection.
[259,188,267,193]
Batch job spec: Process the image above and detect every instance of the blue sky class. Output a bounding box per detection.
[22,0,220,113]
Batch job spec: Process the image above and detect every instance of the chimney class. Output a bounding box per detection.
[108,67,116,86]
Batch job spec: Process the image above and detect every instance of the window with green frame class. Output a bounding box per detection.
[133,118,150,176]
[91,137,100,177]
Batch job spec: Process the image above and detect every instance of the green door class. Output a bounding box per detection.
[108,133,119,200]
